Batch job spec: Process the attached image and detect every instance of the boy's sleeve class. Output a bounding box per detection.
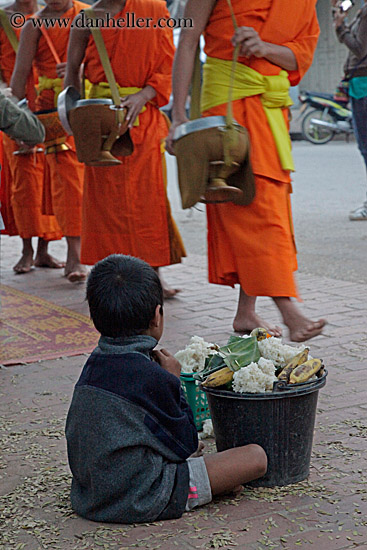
[79,353,199,461]
[0,92,45,145]
[142,368,199,460]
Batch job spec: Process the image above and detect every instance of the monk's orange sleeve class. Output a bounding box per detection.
[283,13,320,87]
[145,25,175,108]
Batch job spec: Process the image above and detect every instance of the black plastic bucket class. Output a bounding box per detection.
[202,370,327,487]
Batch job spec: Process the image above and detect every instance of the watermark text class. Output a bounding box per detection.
[10,11,193,30]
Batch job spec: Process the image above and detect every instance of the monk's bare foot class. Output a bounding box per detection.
[67,272,88,283]
[163,286,181,299]
[65,263,88,284]
[273,297,327,342]
[155,268,180,299]
[13,253,34,274]
[233,313,282,337]
[34,253,65,269]
[287,318,327,342]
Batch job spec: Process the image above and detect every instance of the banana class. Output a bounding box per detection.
[202,366,234,388]
[289,359,323,384]
[250,327,270,341]
[277,347,309,382]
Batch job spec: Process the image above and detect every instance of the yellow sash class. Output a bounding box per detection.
[201,57,294,172]
[38,77,92,107]
[88,83,146,126]
[37,76,63,107]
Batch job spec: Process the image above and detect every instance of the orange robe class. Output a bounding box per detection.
[203,0,319,297]
[34,1,87,237]
[0,21,62,240]
[0,133,17,235]
[0,24,17,236]
[81,0,185,266]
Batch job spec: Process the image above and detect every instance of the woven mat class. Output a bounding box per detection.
[0,284,98,366]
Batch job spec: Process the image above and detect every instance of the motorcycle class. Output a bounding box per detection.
[298,90,353,144]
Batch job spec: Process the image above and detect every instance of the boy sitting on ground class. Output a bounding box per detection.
[65,254,267,523]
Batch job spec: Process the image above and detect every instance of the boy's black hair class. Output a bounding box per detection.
[86,254,163,338]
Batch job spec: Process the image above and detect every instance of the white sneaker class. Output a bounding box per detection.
[349,205,367,221]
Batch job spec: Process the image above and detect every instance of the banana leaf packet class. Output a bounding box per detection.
[193,335,261,385]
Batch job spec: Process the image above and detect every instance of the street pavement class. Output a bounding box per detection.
[1,141,367,549]
[167,140,367,283]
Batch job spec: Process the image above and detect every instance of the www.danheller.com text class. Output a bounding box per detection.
[9,11,193,30]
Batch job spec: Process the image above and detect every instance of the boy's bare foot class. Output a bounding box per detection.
[65,263,88,283]
[220,485,244,497]
[13,253,34,274]
[34,253,65,269]
[233,312,282,337]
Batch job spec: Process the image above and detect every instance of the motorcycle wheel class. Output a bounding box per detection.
[301,109,335,144]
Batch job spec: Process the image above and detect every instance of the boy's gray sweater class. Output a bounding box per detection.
[65,335,198,524]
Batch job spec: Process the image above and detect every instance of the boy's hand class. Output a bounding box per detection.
[152,348,182,378]
[190,441,205,458]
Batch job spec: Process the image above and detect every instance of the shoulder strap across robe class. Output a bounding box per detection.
[36,18,61,64]
[190,0,240,167]
[83,8,121,108]
[0,9,19,52]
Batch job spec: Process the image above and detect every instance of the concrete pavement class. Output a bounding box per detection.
[1,142,367,549]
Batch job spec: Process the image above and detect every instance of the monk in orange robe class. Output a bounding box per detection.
[167,0,327,341]
[11,0,87,282]
[0,128,17,237]
[0,0,63,273]
[64,0,186,297]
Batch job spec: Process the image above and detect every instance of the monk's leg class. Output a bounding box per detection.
[13,238,34,273]
[64,236,88,283]
[154,267,180,299]
[45,144,85,282]
[34,238,65,269]
[273,297,326,342]
[233,288,282,336]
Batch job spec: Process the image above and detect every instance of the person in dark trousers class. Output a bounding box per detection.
[65,254,267,524]
[334,0,367,220]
